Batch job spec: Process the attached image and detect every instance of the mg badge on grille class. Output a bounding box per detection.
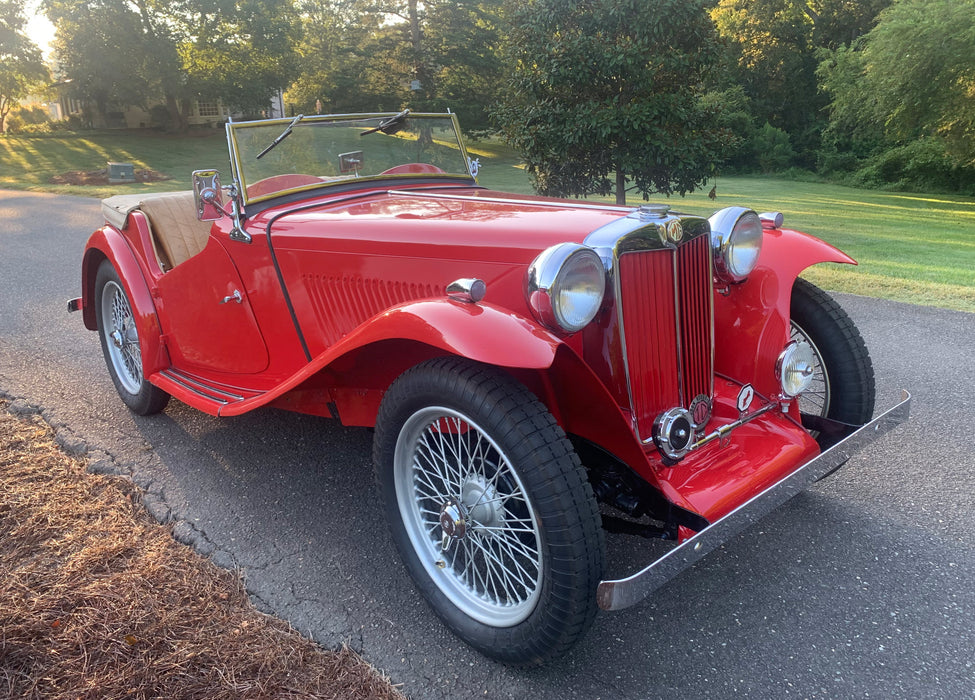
[689,394,712,429]
[665,219,684,244]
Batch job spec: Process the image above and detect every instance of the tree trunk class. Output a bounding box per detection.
[165,94,188,133]
[408,0,429,107]
[615,170,627,206]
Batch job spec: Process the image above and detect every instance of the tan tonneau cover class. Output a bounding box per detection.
[100,191,211,270]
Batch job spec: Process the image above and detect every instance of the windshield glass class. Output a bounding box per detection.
[227,113,473,204]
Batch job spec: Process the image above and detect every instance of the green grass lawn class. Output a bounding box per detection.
[3,131,973,312]
[472,138,975,313]
[0,130,232,198]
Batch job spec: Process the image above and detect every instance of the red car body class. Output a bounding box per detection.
[80,184,848,521]
[72,112,909,664]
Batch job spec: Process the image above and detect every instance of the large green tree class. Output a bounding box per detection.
[286,0,407,114]
[45,0,299,130]
[0,0,51,132]
[287,0,505,131]
[821,0,975,166]
[180,0,301,117]
[493,0,729,204]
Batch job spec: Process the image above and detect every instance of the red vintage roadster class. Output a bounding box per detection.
[70,111,909,664]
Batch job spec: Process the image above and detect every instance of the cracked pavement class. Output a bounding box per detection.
[2,189,973,699]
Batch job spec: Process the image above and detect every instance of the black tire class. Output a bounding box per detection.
[94,260,170,416]
[373,358,605,666]
[790,277,875,448]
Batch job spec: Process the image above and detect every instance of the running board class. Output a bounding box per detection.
[153,368,266,414]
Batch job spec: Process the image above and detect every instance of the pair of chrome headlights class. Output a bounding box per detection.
[526,207,766,335]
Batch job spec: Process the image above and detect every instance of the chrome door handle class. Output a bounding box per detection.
[220,289,243,304]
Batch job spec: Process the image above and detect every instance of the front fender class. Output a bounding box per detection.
[329,299,561,369]
[82,226,169,376]
[714,227,856,399]
[224,299,561,419]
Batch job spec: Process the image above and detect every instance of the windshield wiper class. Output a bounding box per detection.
[256,114,303,159]
[361,109,410,136]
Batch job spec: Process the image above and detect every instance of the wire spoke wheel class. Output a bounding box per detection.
[102,280,143,395]
[395,407,542,626]
[374,358,604,665]
[790,320,830,421]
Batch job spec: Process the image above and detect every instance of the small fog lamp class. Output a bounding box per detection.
[776,341,817,397]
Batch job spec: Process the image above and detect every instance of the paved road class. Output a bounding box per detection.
[2,189,973,699]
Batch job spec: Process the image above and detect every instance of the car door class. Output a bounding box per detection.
[155,236,270,375]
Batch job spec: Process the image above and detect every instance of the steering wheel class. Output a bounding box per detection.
[379,164,446,175]
[247,174,324,198]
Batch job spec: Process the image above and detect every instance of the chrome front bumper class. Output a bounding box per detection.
[596,390,912,611]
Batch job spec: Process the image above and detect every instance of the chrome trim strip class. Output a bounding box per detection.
[671,251,685,406]
[596,390,911,611]
[160,369,245,403]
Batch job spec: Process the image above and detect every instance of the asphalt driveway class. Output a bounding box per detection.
[1,189,972,699]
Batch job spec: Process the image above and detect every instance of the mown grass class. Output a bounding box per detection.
[3,131,973,312]
[472,139,975,313]
[0,130,231,198]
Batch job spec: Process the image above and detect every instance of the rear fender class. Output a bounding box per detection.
[82,226,169,376]
[714,227,856,398]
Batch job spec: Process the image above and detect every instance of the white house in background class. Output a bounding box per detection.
[50,85,287,129]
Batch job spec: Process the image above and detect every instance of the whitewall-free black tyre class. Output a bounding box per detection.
[373,358,604,665]
[791,278,875,447]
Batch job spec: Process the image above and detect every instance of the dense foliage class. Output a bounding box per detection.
[492,0,731,203]
[285,0,505,133]
[818,0,975,187]
[711,0,975,193]
[0,0,50,132]
[42,0,300,130]
[7,0,974,194]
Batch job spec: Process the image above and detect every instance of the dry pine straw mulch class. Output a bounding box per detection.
[0,403,405,700]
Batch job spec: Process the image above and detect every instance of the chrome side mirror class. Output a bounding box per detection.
[193,169,225,221]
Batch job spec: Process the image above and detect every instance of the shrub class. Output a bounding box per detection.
[850,139,975,194]
[753,122,795,173]
[5,105,51,133]
[6,117,82,135]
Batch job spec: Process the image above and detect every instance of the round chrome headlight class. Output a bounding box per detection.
[527,243,606,333]
[776,340,817,397]
[708,206,764,283]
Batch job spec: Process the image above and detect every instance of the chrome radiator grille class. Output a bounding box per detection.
[618,236,714,440]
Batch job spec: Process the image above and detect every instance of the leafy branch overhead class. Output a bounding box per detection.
[0,0,50,133]
[40,0,301,131]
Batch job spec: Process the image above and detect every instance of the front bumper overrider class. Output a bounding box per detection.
[597,390,912,611]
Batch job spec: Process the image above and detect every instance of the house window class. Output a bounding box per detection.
[197,102,220,117]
